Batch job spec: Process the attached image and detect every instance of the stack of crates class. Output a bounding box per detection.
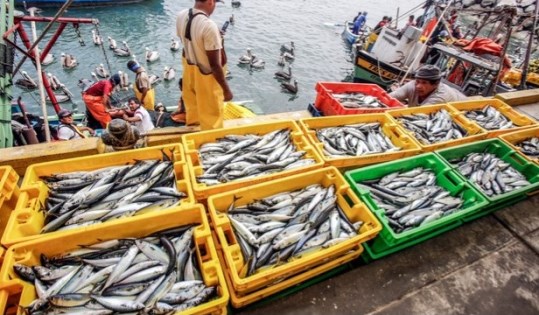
[1,144,195,247]
[206,167,381,308]
[499,126,539,166]
[449,99,537,138]
[345,153,489,261]
[0,166,19,270]
[314,82,404,116]
[299,114,422,169]
[386,104,488,152]
[0,205,230,315]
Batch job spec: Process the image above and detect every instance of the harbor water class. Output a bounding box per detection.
[14,0,424,116]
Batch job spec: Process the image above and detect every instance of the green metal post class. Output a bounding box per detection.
[0,0,14,148]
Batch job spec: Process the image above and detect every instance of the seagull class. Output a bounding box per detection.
[15,71,38,90]
[275,65,292,81]
[91,30,103,46]
[47,72,62,90]
[280,41,295,54]
[170,39,181,51]
[281,79,298,94]
[239,48,257,64]
[61,52,78,69]
[113,41,131,57]
[163,66,176,81]
[145,47,160,63]
[108,36,117,50]
[95,63,109,78]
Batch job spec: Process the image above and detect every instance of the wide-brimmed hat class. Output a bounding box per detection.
[414,65,442,80]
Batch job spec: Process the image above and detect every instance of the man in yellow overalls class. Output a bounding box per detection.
[127,60,155,111]
[176,0,233,130]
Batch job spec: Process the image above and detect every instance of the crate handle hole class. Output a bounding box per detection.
[16,212,31,224]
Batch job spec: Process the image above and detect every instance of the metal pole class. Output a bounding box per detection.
[490,9,513,96]
[395,7,400,29]
[519,0,539,89]
[28,8,50,142]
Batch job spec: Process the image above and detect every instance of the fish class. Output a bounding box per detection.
[397,109,468,145]
[464,105,515,131]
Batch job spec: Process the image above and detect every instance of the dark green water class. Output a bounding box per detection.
[14,0,424,116]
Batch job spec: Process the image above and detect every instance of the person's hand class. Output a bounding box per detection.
[223,89,233,102]
[88,128,95,136]
[122,114,129,120]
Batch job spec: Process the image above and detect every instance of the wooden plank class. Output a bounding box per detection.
[0,138,101,176]
[495,89,539,106]
[223,110,312,127]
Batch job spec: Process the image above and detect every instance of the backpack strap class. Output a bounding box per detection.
[185,8,206,41]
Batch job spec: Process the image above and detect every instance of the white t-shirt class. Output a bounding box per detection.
[176,8,222,74]
[133,107,154,133]
[57,124,82,140]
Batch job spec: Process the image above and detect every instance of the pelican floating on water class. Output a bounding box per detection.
[170,39,181,51]
[95,63,109,78]
[163,66,176,81]
[281,79,298,94]
[108,36,117,50]
[277,53,286,67]
[113,41,131,57]
[249,55,265,69]
[149,73,161,86]
[280,41,295,54]
[61,53,78,69]
[47,84,73,103]
[283,48,295,62]
[47,72,62,90]
[239,48,257,64]
[15,71,38,90]
[118,71,130,91]
[91,30,103,46]
[145,47,160,63]
[275,65,292,81]
[41,53,55,66]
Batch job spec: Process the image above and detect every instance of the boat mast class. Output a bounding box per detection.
[519,0,539,89]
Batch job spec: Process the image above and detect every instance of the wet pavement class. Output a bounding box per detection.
[233,101,539,315]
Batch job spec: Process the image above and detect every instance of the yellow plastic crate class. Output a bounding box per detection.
[299,113,422,168]
[386,104,487,152]
[0,166,19,243]
[224,101,256,120]
[450,98,537,138]
[499,126,539,166]
[2,144,195,248]
[0,280,24,315]
[0,205,229,315]
[207,167,381,295]
[182,120,324,200]
[219,245,362,308]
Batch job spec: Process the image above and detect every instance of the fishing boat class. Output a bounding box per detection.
[341,21,371,45]
[14,0,149,7]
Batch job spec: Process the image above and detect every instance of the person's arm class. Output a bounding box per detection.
[79,126,95,135]
[123,111,142,123]
[207,49,233,101]
[389,82,412,102]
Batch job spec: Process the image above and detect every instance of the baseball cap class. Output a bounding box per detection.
[58,109,72,119]
[111,73,121,85]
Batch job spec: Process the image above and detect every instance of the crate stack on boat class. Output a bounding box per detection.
[313,82,405,116]
[0,166,19,270]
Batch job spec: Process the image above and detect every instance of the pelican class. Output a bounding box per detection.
[239,48,257,64]
[145,47,160,63]
[15,71,38,90]
[170,39,181,51]
[281,79,298,94]
[249,55,265,69]
[163,66,176,81]
[41,53,55,66]
[118,71,130,91]
[231,0,241,7]
[108,36,117,50]
[47,72,62,90]
[78,78,94,92]
[280,41,295,54]
[61,53,78,69]
[91,30,103,46]
[113,41,131,57]
[275,65,292,81]
[283,48,295,62]
[47,84,73,103]
[95,63,109,78]
[277,53,286,67]
[149,73,161,86]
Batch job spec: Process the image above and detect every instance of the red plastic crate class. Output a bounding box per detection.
[314,82,404,115]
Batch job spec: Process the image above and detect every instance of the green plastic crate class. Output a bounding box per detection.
[345,153,489,248]
[435,139,539,205]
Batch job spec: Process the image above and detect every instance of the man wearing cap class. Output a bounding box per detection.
[56,109,94,141]
[176,0,233,130]
[352,11,368,35]
[82,74,125,129]
[127,60,154,111]
[389,65,466,107]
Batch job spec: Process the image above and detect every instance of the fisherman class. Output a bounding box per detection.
[122,97,155,133]
[127,60,155,111]
[82,74,124,130]
[352,11,367,35]
[373,16,389,34]
[56,109,94,140]
[389,65,466,107]
[171,78,186,124]
[99,118,145,152]
[176,0,233,130]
